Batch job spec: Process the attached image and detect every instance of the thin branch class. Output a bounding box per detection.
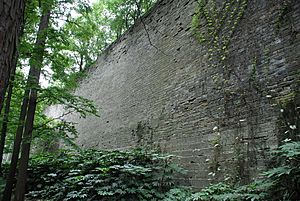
[33,110,74,129]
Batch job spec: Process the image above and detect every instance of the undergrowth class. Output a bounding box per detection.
[0,140,299,200]
[23,149,184,201]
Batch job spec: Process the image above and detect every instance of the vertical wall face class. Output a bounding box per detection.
[50,0,300,188]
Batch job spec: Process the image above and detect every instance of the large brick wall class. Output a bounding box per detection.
[46,0,300,188]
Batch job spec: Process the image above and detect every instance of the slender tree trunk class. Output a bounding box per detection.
[14,8,51,201]
[0,0,26,115]
[13,92,38,201]
[2,86,30,201]
[79,54,83,71]
[3,53,37,201]
[0,12,25,176]
[0,50,19,175]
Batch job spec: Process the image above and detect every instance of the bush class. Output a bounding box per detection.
[25,149,184,201]
[262,141,300,200]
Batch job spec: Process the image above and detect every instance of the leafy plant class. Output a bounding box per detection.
[262,141,300,200]
[20,149,183,201]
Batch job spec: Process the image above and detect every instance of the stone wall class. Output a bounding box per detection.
[46,0,300,188]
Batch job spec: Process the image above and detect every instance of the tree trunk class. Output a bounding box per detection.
[0,50,18,176]
[2,85,30,201]
[0,10,25,176]
[79,53,83,71]
[14,7,51,201]
[3,50,38,201]
[13,92,38,201]
[0,0,25,115]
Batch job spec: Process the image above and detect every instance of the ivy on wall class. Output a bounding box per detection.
[191,0,250,183]
[191,0,248,67]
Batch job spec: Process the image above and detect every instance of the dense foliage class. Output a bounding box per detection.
[23,149,183,201]
[0,140,298,201]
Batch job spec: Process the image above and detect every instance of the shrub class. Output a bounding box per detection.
[25,149,184,201]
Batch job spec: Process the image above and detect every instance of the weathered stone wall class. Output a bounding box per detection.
[47,0,300,188]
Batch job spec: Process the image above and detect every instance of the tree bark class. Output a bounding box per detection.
[2,83,30,201]
[0,9,25,176]
[0,0,26,115]
[14,7,51,201]
[3,50,37,201]
[79,53,83,71]
[0,50,18,176]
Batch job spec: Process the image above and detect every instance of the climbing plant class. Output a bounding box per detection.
[191,0,250,183]
[192,0,248,67]
[191,0,299,189]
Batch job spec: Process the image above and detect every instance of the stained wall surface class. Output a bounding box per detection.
[47,0,300,188]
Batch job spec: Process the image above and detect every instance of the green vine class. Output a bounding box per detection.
[192,0,248,67]
[192,0,249,183]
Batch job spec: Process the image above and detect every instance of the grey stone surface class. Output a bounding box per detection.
[47,0,300,188]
